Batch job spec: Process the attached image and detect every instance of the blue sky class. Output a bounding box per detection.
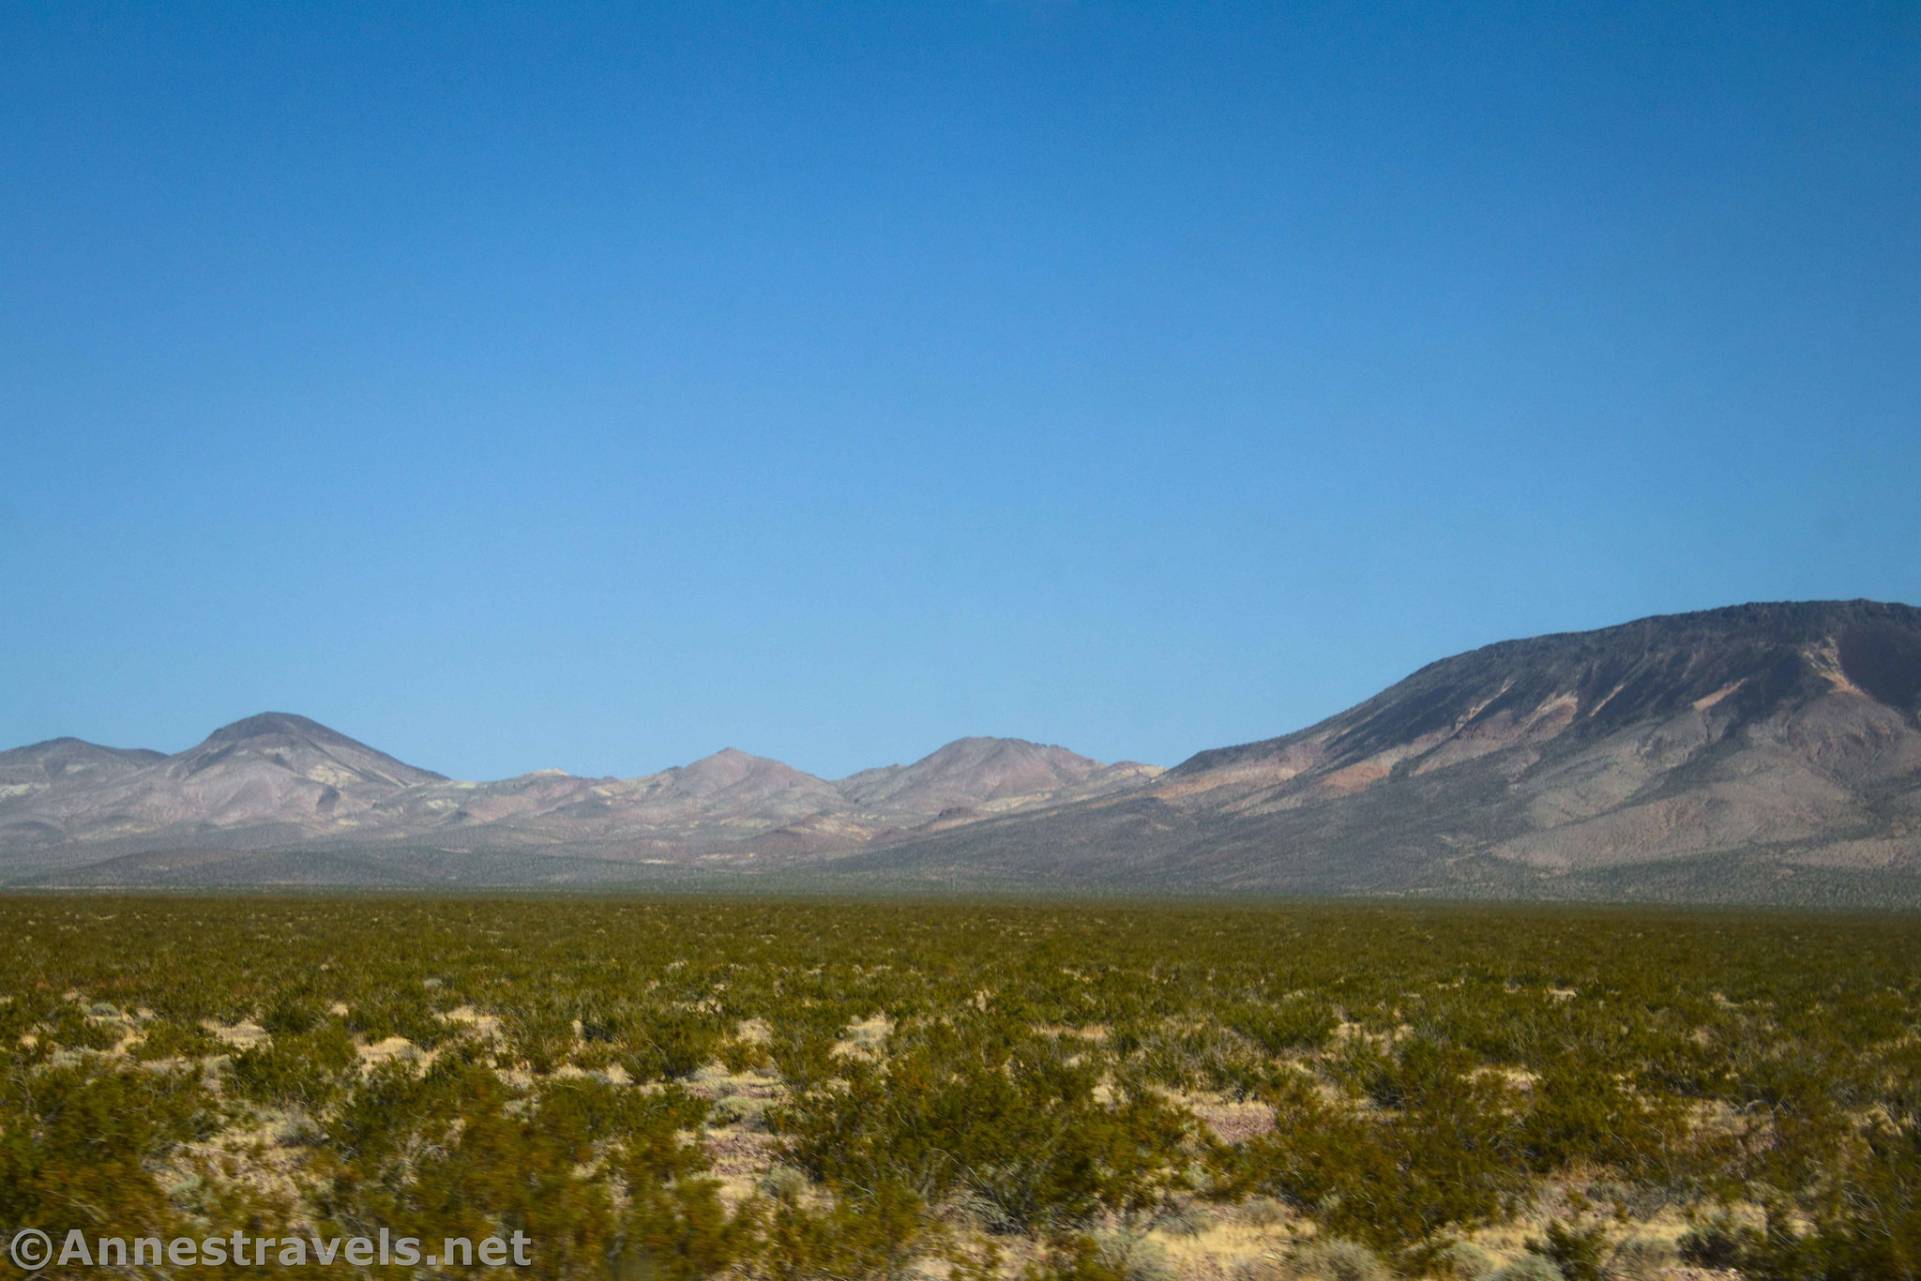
[2,2,1916,780]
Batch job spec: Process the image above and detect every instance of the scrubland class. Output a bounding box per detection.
[1,896,1916,1279]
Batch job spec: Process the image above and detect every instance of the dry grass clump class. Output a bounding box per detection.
[1604,1237,1674,1281]
[1432,1240,1497,1279]
[1090,1229,1179,1281]
[1283,1238,1390,1281]
[1488,1259,1563,1281]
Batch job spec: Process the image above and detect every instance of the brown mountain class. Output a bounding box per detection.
[0,713,444,861]
[0,738,165,816]
[839,737,1158,817]
[0,720,1153,881]
[364,749,857,865]
[838,601,1921,904]
[0,740,173,863]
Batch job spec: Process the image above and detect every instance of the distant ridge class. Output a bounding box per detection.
[4,600,1920,903]
[0,714,1160,884]
[839,737,1151,816]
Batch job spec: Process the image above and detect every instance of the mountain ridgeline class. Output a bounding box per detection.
[3,600,1919,902]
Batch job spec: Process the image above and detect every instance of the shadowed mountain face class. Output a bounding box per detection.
[5,600,1920,901]
[838,601,1921,903]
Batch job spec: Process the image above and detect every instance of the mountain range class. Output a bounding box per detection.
[0,716,1157,888]
[5,599,1919,903]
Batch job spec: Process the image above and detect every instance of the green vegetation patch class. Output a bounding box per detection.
[0,896,1916,1278]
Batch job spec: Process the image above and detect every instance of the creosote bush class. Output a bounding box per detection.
[0,895,1916,1279]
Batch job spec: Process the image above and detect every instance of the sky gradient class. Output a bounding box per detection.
[3,2,1917,780]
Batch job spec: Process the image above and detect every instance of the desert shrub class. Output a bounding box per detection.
[329,1063,722,1279]
[617,1177,760,1281]
[1521,1056,1688,1179]
[503,1005,577,1074]
[1676,1212,1751,1267]
[605,1087,716,1187]
[1732,1170,1921,1281]
[759,1177,924,1281]
[1433,1240,1498,1279]
[0,1063,214,1241]
[718,1033,771,1072]
[1289,1236,1391,1281]
[768,1024,840,1089]
[1028,1234,1132,1281]
[1214,1044,1525,1248]
[259,992,322,1035]
[1229,998,1340,1055]
[343,989,444,1047]
[1605,1236,1673,1281]
[1137,1022,1255,1093]
[1156,1199,1214,1236]
[709,1089,770,1129]
[129,1017,221,1061]
[774,1027,1190,1233]
[621,1005,726,1082]
[759,1164,811,1204]
[1239,1194,1291,1226]
[1527,1222,1608,1281]
[1089,1229,1178,1281]
[226,1022,356,1107]
[4,895,1920,1278]
[325,1056,475,1168]
[37,1001,124,1051]
[1229,1259,1287,1281]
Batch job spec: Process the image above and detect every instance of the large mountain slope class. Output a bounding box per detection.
[836,601,1921,903]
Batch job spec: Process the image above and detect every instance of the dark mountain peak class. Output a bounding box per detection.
[668,748,828,797]
[839,736,1108,814]
[203,711,351,746]
[915,735,1090,767]
[13,735,88,752]
[0,736,161,762]
[181,712,444,785]
[922,735,1051,761]
[0,738,165,794]
[680,746,769,775]
[700,746,754,762]
[1446,599,1921,668]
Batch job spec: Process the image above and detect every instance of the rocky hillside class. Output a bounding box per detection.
[0,714,442,864]
[840,737,1155,818]
[837,601,1921,904]
[0,738,164,804]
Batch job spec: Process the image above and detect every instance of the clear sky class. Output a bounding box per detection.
[2,2,1917,781]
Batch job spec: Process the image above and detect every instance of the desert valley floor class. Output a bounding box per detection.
[2,894,1916,1280]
